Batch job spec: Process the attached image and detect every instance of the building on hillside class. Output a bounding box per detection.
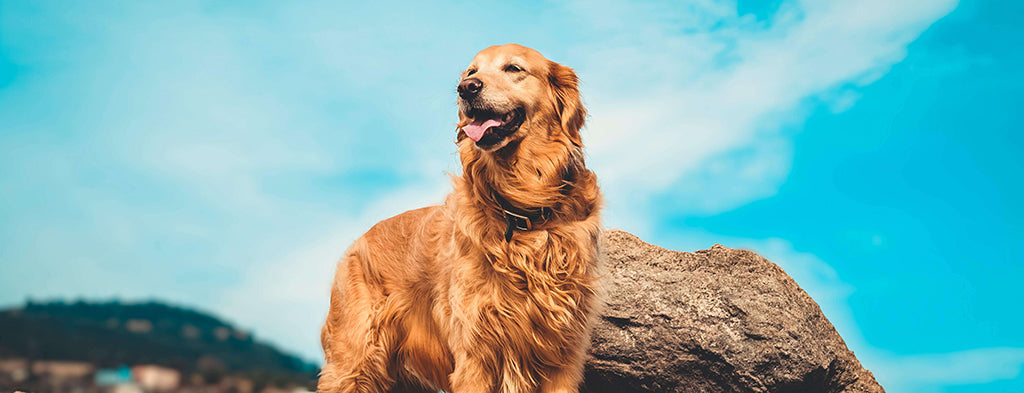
[31,360,94,381]
[96,365,140,393]
[0,359,94,393]
[0,358,30,383]
[216,375,254,393]
[124,318,153,333]
[131,364,180,392]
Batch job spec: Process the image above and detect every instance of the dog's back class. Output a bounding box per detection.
[320,206,454,392]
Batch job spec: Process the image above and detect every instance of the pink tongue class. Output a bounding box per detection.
[462,119,502,142]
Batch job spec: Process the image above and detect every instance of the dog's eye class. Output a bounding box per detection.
[466,68,477,76]
[504,64,523,73]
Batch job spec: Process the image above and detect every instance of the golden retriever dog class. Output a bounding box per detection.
[318,44,602,393]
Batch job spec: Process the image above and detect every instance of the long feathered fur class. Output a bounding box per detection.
[319,45,602,393]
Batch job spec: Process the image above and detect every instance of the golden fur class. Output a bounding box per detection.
[318,44,602,393]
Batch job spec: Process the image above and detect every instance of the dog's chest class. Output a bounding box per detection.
[453,236,596,339]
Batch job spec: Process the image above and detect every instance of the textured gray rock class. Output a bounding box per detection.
[581,230,884,393]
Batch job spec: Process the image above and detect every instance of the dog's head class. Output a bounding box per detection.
[457,44,585,152]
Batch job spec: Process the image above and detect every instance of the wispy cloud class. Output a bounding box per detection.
[573,0,959,232]
[875,347,1024,392]
[215,179,451,361]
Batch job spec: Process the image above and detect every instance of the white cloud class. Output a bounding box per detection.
[572,0,959,224]
[214,224,352,362]
[766,244,1024,393]
[214,179,450,361]
[875,348,1024,392]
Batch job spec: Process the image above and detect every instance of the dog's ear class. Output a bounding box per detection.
[548,61,586,147]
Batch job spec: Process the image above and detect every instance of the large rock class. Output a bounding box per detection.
[581,230,884,393]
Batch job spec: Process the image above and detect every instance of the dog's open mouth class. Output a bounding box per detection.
[462,107,525,148]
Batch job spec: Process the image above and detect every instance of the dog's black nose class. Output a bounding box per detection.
[458,78,483,99]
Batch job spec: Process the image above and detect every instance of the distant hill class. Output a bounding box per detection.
[0,300,318,388]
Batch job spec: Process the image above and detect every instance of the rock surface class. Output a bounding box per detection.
[581,230,884,393]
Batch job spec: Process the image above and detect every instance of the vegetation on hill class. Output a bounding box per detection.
[0,299,318,388]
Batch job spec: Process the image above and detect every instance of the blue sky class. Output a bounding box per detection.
[1,1,1021,392]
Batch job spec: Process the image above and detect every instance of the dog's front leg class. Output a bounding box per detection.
[538,365,584,393]
[537,331,590,393]
[449,350,496,393]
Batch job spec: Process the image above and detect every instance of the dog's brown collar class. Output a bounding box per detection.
[491,191,552,242]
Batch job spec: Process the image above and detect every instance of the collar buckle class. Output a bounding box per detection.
[492,190,549,242]
[503,209,532,231]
